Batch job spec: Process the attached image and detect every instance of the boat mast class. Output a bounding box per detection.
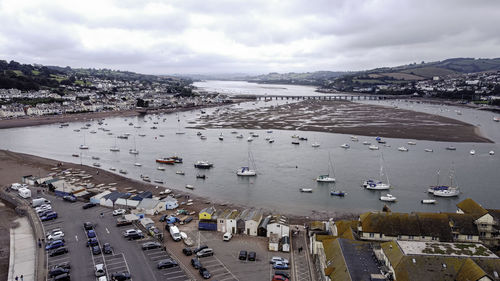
[329,152,335,178]
[380,152,390,185]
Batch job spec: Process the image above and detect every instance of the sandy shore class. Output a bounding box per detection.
[192,100,492,143]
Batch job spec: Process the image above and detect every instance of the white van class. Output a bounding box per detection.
[18,187,32,199]
[223,232,232,241]
[169,226,182,241]
[32,198,50,207]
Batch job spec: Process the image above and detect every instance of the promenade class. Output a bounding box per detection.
[8,217,35,281]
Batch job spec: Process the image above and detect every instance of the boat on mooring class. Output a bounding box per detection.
[421,199,437,204]
[380,194,397,202]
[330,190,346,197]
[299,188,313,193]
[194,161,214,169]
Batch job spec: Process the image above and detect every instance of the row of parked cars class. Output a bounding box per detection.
[181,245,215,279]
[44,228,70,280]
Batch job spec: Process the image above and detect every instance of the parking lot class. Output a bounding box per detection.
[165,227,292,281]
[35,193,192,281]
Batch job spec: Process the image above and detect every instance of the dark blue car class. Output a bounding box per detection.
[87,229,96,238]
[45,239,64,251]
[87,238,99,247]
[41,212,58,221]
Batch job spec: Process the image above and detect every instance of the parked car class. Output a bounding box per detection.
[83,222,94,230]
[83,202,97,209]
[270,256,289,264]
[123,229,142,237]
[103,243,112,254]
[223,232,232,241]
[95,263,106,277]
[238,250,247,260]
[110,271,131,280]
[116,218,132,227]
[199,267,211,279]
[53,273,71,281]
[127,233,144,240]
[87,238,99,247]
[274,271,290,279]
[182,216,193,224]
[248,251,256,261]
[47,231,65,241]
[191,258,202,269]
[272,274,290,281]
[182,247,193,256]
[45,240,65,251]
[273,261,290,270]
[92,245,101,255]
[193,245,208,253]
[48,267,69,277]
[52,262,71,270]
[63,195,76,202]
[159,214,168,222]
[46,228,62,238]
[87,229,96,238]
[112,209,126,216]
[41,211,58,221]
[142,241,162,250]
[49,247,68,257]
[157,259,178,269]
[196,248,214,258]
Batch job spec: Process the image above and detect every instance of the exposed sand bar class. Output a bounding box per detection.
[192,100,492,143]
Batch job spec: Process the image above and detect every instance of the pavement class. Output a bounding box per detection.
[291,225,313,281]
[8,217,35,281]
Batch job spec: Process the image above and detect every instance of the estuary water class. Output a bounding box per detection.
[1,81,499,217]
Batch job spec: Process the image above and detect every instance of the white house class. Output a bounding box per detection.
[267,215,290,239]
[225,210,240,234]
[137,198,164,215]
[244,209,263,236]
[216,209,233,233]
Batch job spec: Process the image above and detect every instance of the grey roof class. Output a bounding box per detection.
[103,191,129,203]
[338,238,381,281]
[258,215,271,229]
[137,198,160,210]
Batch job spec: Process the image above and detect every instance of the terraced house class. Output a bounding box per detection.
[457,198,500,248]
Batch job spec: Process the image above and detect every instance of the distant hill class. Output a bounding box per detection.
[245,71,348,86]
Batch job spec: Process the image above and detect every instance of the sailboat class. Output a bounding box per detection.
[363,153,391,190]
[175,113,185,135]
[110,137,120,152]
[129,136,139,155]
[316,152,336,182]
[237,149,257,176]
[429,166,460,197]
[79,134,89,149]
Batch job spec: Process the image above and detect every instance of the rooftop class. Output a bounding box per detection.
[397,241,497,258]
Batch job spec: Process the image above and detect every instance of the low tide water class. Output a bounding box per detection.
[1,81,499,217]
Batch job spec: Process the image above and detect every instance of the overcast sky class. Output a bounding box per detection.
[0,0,499,75]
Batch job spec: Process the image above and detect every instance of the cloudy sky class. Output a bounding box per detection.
[0,0,499,75]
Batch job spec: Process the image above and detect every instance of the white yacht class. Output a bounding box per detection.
[470,150,475,155]
[311,142,320,148]
[340,143,350,149]
[398,147,409,152]
[369,145,379,150]
[380,194,397,202]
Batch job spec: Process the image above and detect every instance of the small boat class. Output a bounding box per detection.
[407,141,416,145]
[170,156,183,163]
[73,129,80,132]
[90,131,97,134]
[79,145,89,150]
[110,147,120,152]
[421,199,436,204]
[267,130,273,133]
[363,141,371,145]
[428,185,449,194]
[311,142,320,148]
[176,171,185,175]
[330,190,346,197]
[159,134,165,137]
[292,141,300,145]
[446,146,457,151]
[194,161,213,169]
[268,139,275,143]
[350,136,358,142]
[252,133,259,138]
[150,126,158,129]
[219,134,224,141]
[433,188,460,197]
[92,163,101,167]
[138,134,146,137]
[134,126,141,128]
[398,147,409,152]
[134,163,142,167]
[364,180,391,190]
[142,176,151,182]
[197,132,202,136]
[196,174,206,179]
[340,143,350,149]
[368,145,379,150]
[185,184,194,190]
[92,156,100,160]
[230,131,237,134]
[316,175,335,182]
[129,149,139,155]
[380,194,397,202]
[157,166,166,171]
[299,188,313,193]
[247,137,253,142]
[119,169,127,174]
[72,154,79,157]
[200,135,207,140]
[299,137,307,141]
[153,179,164,184]
[117,135,128,139]
[109,167,116,171]
[490,151,495,155]
[175,131,186,135]
[156,158,175,164]
[237,166,256,176]
[291,134,299,138]
[424,148,434,152]
[236,134,244,139]
[470,150,475,155]
[493,117,499,122]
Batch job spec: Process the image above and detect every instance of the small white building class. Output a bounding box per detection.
[115,198,140,209]
[267,215,290,239]
[140,217,155,229]
[225,210,240,234]
[269,233,280,252]
[244,209,263,236]
[162,196,178,210]
[90,190,111,204]
[137,198,164,215]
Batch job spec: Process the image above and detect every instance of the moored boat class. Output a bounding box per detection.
[157,166,166,171]
[153,179,164,184]
[340,143,350,149]
[196,174,206,179]
[109,167,116,171]
[119,169,127,174]
[446,146,456,151]
[364,180,391,190]
[368,145,379,150]
[185,184,194,190]
[156,158,175,164]
[194,161,213,169]
[311,142,320,148]
[292,141,300,145]
[330,190,346,197]
[316,175,335,182]
[299,188,313,193]
[490,150,495,155]
[424,148,434,152]
[380,194,397,202]
[421,199,437,204]
[92,163,101,167]
[433,188,460,197]
[176,171,185,175]
[134,163,142,167]
[237,166,256,176]
[470,150,475,155]
[398,146,409,152]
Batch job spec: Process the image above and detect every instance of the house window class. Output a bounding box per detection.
[409,236,414,240]
[369,233,375,238]
[398,235,402,239]
[220,220,223,223]
[453,234,459,239]
[379,234,383,238]
[467,235,473,240]
[480,232,486,237]
[481,224,487,227]
[432,237,438,241]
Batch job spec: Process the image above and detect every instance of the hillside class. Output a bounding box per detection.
[245,71,347,86]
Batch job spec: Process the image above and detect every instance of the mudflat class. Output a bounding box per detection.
[192,100,492,143]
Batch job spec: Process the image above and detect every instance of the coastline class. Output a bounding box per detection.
[0,149,357,224]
